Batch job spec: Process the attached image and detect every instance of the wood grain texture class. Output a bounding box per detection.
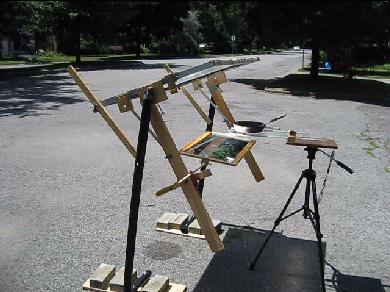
[68,65,137,158]
[164,64,211,124]
[205,78,265,182]
[149,103,224,252]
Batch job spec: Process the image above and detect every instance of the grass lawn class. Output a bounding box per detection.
[299,63,390,79]
[0,52,162,66]
[353,63,390,78]
[0,58,26,65]
[1,48,284,66]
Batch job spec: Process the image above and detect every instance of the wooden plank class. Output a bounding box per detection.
[138,80,168,104]
[149,99,224,252]
[180,131,212,152]
[205,79,265,182]
[206,89,235,127]
[287,131,338,149]
[233,140,256,165]
[164,64,211,125]
[180,131,256,166]
[243,152,265,182]
[118,95,134,113]
[68,65,137,158]
[84,278,186,292]
[180,87,212,125]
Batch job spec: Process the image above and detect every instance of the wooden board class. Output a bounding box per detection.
[164,64,211,125]
[204,79,265,182]
[149,94,224,253]
[287,136,338,149]
[68,65,137,158]
[82,279,186,292]
[180,131,255,166]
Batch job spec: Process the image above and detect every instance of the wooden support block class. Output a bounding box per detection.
[156,212,179,229]
[168,213,189,230]
[149,103,224,252]
[90,263,116,289]
[155,212,223,240]
[141,275,169,292]
[109,267,137,292]
[156,212,189,230]
[67,65,137,158]
[166,283,187,292]
[192,79,203,90]
[138,81,168,104]
[188,219,222,236]
[118,95,134,113]
[206,71,227,87]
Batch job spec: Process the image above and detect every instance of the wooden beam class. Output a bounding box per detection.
[164,64,212,125]
[206,75,265,182]
[148,86,224,252]
[68,65,137,158]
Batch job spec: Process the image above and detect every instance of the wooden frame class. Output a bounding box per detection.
[164,64,211,125]
[205,73,265,182]
[68,66,224,253]
[180,131,256,166]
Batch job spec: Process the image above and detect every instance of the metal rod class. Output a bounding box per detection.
[198,88,229,124]
[124,92,153,292]
[197,98,216,197]
[130,109,160,144]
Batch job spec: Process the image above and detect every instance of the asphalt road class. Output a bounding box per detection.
[1,51,389,292]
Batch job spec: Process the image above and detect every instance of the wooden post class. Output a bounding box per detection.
[206,75,265,182]
[68,65,137,158]
[164,64,212,125]
[149,101,224,252]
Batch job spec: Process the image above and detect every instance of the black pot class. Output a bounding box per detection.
[233,121,266,133]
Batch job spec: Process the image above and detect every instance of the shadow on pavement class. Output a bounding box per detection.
[231,74,390,107]
[193,224,325,292]
[75,61,183,72]
[0,74,83,118]
[230,78,276,90]
[325,260,387,292]
[193,224,387,292]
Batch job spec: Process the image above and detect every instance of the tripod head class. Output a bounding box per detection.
[287,131,354,174]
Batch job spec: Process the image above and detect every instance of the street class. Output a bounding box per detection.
[1,51,389,291]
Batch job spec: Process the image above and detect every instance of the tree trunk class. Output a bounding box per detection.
[135,25,141,58]
[74,14,81,65]
[310,34,319,80]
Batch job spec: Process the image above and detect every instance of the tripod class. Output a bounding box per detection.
[249,146,326,292]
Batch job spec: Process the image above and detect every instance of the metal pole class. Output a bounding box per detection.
[302,42,305,69]
[197,97,216,197]
[124,92,153,292]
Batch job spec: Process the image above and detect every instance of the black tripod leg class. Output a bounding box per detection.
[249,173,305,270]
[124,95,153,292]
[311,179,326,292]
[303,170,311,218]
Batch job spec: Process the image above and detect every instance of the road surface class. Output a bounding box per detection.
[1,50,389,291]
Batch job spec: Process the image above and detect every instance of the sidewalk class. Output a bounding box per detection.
[0,61,71,79]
